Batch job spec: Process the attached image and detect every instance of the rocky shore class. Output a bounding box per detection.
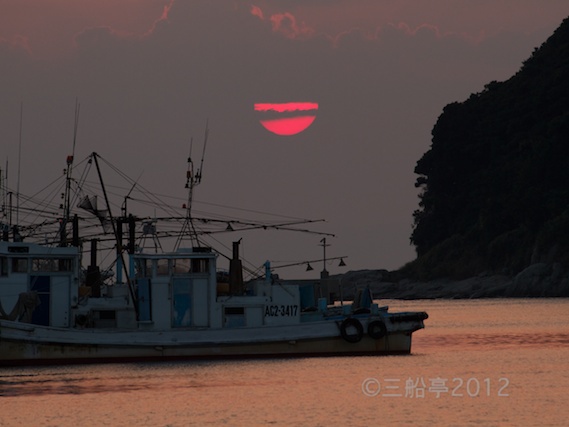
[336,263,569,299]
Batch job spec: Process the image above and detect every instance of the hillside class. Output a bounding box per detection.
[405,16,569,282]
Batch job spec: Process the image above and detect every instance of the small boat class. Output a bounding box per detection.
[0,149,427,365]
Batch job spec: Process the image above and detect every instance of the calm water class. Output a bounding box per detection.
[1,299,568,426]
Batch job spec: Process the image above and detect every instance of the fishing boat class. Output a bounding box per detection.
[0,146,427,365]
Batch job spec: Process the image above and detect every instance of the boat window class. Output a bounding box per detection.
[156,259,170,276]
[99,310,116,320]
[134,259,151,278]
[172,258,192,275]
[8,246,29,253]
[58,258,73,272]
[0,257,7,276]
[191,258,209,273]
[31,258,74,272]
[224,307,245,328]
[93,310,117,328]
[32,258,56,272]
[11,258,28,273]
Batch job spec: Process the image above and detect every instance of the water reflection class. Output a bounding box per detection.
[1,299,568,426]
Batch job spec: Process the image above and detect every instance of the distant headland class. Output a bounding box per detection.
[337,265,569,299]
[351,17,569,298]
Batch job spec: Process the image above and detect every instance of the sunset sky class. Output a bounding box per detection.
[1,1,569,276]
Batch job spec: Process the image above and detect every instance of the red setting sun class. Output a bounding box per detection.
[255,102,318,136]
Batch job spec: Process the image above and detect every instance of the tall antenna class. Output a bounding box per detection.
[0,161,6,241]
[121,171,143,217]
[0,162,4,218]
[176,119,209,249]
[3,160,9,230]
[60,99,80,246]
[16,103,23,226]
[197,119,209,184]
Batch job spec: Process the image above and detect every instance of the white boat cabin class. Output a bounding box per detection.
[0,242,316,332]
[0,242,79,328]
[132,248,302,330]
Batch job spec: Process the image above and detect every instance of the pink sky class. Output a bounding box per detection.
[1,1,568,276]
[2,1,565,58]
[0,0,172,58]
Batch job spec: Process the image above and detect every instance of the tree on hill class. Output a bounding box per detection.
[408,16,569,280]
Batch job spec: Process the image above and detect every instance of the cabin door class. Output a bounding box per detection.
[137,278,152,321]
[50,276,70,327]
[172,278,192,327]
[30,275,50,326]
[30,275,70,327]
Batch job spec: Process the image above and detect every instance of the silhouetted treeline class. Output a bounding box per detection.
[406,17,569,279]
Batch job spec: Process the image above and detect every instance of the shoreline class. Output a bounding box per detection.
[336,263,569,299]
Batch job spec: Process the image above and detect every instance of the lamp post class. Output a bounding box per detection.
[319,238,330,279]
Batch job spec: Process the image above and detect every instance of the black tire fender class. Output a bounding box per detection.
[340,318,364,343]
[367,320,387,339]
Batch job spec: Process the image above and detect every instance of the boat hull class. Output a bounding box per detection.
[0,319,416,366]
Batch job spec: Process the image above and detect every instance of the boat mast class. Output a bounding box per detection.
[91,152,139,320]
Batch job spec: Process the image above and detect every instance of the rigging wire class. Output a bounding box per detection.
[6,143,335,277]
